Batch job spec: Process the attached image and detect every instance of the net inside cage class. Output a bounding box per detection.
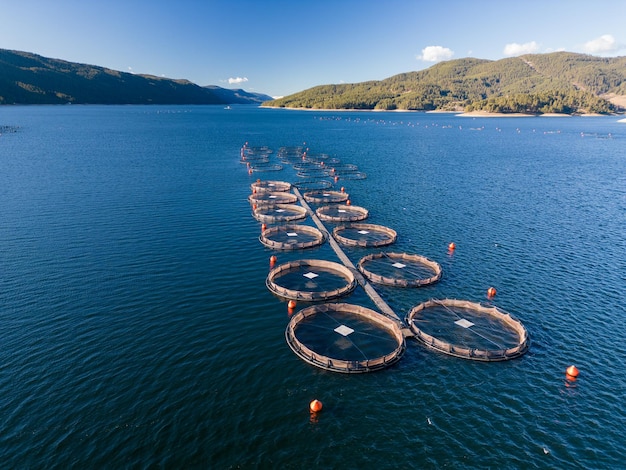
[333,223,397,247]
[358,252,441,287]
[406,299,529,361]
[286,303,405,373]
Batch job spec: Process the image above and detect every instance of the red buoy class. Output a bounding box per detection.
[309,399,323,413]
[261,223,267,231]
[288,300,297,310]
[448,242,456,251]
[487,287,497,298]
[566,365,579,378]
[346,200,351,206]
[270,255,277,265]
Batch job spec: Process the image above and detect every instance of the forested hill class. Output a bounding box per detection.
[0,49,272,105]
[264,52,626,114]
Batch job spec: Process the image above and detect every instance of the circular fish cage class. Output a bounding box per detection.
[293,161,323,171]
[297,169,332,178]
[249,163,283,172]
[293,179,333,191]
[260,224,326,250]
[248,191,297,205]
[303,190,349,204]
[240,155,269,164]
[251,180,292,193]
[302,152,331,163]
[335,171,367,180]
[333,223,397,248]
[266,259,357,301]
[285,303,406,373]
[405,299,530,361]
[253,204,307,223]
[316,204,369,222]
[358,252,442,287]
[243,145,273,155]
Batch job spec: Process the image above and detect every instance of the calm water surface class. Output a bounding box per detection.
[0,105,624,468]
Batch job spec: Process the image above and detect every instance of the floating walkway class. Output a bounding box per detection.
[292,186,405,327]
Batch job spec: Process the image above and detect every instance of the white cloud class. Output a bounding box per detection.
[228,77,248,84]
[416,45,454,62]
[503,41,540,56]
[582,34,619,54]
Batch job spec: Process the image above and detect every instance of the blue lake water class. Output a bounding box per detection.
[0,105,624,468]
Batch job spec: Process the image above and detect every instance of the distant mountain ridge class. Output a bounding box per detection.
[0,49,272,105]
[265,52,626,114]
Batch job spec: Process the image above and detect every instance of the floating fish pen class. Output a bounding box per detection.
[240,154,269,164]
[302,152,331,163]
[251,180,292,193]
[358,252,442,287]
[248,191,297,205]
[285,303,405,373]
[248,162,283,172]
[303,190,349,204]
[296,169,333,179]
[316,204,369,222]
[405,299,530,361]
[253,204,307,223]
[266,259,357,301]
[243,145,273,155]
[333,223,397,247]
[293,179,333,191]
[293,161,324,171]
[259,224,326,250]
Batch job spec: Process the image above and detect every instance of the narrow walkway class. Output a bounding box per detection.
[293,187,412,336]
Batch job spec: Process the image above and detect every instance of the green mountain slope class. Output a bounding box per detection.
[0,49,272,105]
[265,52,626,114]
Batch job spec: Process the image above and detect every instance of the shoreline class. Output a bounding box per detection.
[261,106,620,118]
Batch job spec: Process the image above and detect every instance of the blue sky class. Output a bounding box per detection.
[1,0,625,98]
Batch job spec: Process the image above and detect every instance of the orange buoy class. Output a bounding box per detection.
[340,187,345,193]
[270,255,277,265]
[252,203,257,210]
[288,300,297,310]
[334,176,339,182]
[346,199,351,206]
[261,223,267,231]
[309,399,323,413]
[448,242,456,251]
[566,365,579,378]
[487,287,497,298]
[248,169,253,175]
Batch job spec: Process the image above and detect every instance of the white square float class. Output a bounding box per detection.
[357,230,370,234]
[392,262,406,269]
[338,209,347,213]
[303,272,319,279]
[455,319,474,328]
[334,325,354,336]
[269,195,277,199]
[275,209,286,213]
